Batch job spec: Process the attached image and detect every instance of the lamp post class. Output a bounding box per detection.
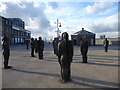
[56,19,61,39]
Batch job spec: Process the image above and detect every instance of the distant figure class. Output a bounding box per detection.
[80,36,88,63]
[49,41,50,44]
[58,32,73,83]
[31,38,35,57]
[103,38,109,52]
[35,38,38,53]
[25,40,30,50]
[53,37,61,67]
[37,37,44,59]
[2,36,12,69]
[53,38,57,54]
[53,37,59,56]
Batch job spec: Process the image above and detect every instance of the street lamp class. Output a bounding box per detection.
[55,19,61,39]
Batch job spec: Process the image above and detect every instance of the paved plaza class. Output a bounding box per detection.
[1,43,119,88]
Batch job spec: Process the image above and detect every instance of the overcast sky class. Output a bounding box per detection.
[0,0,119,40]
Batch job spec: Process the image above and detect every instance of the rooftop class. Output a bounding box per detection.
[73,28,95,35]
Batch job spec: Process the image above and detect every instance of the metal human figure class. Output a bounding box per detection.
[35,38,38,53]
[53,37,59,56]
[37,37,44,59]
[58,32,73,83]
[25,40,30,50]
[53,37,57,54]
[103,38,109,52]
[2,36,12,69]
[30,38,35,57]
[53,37,61,67]
[80,36,89,63]
[49,41,50,44]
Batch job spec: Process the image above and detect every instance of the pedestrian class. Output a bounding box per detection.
[37,37,44,59]
[30,38,35,57]
[2,36,12,69]
[80,36,89,63]
[58,32,73,83]
[35,38,38,53]
[103,38,109,52]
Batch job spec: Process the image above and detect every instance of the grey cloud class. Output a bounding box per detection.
[85,2,115,15]
[0,2,52,38]
[86,14,118,33]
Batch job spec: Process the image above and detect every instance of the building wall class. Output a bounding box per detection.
[0,17,2,43]
[71,34,96,46]
[11,29,30,44]
[0,16,31,44]
[0,16,12,44]
[8,18,25,29]
[96,38,119,45]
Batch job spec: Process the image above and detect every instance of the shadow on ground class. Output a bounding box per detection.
[10,68,118,88]
[44,58,119,67]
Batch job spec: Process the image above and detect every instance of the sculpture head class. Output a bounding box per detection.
[61,32,69,41]
[39,37,42,40]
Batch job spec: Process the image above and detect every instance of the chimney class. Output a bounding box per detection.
[82,28,84,30]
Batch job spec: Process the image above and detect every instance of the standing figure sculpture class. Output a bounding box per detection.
[53,37,61,67]
[80,36,88,63]
[35,38,38,53]
[37,37,44,59]
[53,37,57,54]
[25,39,30,50]
[53,37,60,56]
[31,38,35,57]
[58,32,73,83]
[103,38,109,52]
[2,36,12,69]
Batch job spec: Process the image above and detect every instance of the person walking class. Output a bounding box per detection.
[58,32,73,83]
[2,36,12,69]
[80,36,89,63]
[37,37,44,59]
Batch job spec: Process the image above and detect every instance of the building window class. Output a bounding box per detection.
[2,19,4,22]
[9,21,11,25]
[6,20,8,24]
[21,38,23,43]
[15,37,17,43]
[18,32,20,36]
[24,32,26,36]
[18,38,20,43]
[12,37,14,43]
[9,29,11,34]
[20,32,22,36]
[17,31,18,35]
[12,30,14,34]
[15,31,17,35]
[6,28,8,33]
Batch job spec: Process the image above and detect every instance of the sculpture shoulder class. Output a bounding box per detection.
[68,40,73,44]
[41,40,44,43]
[58,40,64,46]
